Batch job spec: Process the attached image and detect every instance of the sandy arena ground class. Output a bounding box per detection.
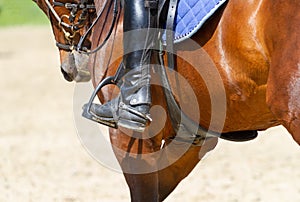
[0,26,300,202]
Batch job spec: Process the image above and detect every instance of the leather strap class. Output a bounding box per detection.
[56,42,76,51]
[166,0,178,70]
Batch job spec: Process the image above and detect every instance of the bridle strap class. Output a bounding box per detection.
[45,0,119,54]
[56,42,77,51]
[45,0,73,29]
[45,0,96,51]
[52,0,95,9]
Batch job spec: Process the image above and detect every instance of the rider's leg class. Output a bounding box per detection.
[90,0,158,132]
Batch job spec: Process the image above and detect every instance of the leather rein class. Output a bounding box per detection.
[45,0,119,54]
[77,0,119,54]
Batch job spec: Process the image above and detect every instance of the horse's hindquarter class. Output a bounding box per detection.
[176,0,280,132]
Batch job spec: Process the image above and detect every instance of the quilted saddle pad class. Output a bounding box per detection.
[165,0,227,44]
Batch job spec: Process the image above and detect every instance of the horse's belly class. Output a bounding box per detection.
[170,73,279,133]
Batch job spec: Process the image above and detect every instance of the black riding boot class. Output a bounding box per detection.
[89,0,158,132]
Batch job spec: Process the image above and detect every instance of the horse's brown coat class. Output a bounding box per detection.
[36,0,300,201]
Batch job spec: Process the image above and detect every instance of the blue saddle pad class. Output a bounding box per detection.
[165,0,227,44]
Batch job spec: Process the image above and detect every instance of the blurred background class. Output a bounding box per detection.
[0,0,48,26]
[0,1,300,202]
[0,1,129,201]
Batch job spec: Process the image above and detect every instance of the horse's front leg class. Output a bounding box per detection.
[123,170,159,201]
[109,130,217,201]
[110,129,162,202]
[157,137,218,201]
[264,1,300,145]
[267,56,300,145]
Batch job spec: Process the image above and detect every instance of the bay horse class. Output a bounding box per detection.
[33,0,96,82]
[35,0,300,201]
[89,0,300,200]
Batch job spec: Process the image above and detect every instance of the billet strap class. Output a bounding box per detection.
[166,0,178,70]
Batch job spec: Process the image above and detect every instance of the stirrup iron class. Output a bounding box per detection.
[82,64,125,128]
